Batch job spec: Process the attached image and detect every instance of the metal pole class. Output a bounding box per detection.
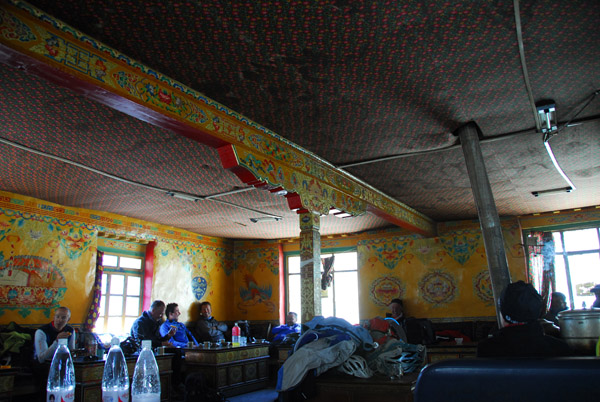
[457,122,511,326]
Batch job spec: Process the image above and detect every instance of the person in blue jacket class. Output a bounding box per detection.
[160,303,199,347]
[271,312,302,343]
[131,300,175,348]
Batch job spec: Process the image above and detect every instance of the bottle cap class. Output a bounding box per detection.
[58,338,68,345]
[111,337,120,346]
[142,340,152,349]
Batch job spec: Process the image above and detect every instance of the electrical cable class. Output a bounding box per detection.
[0,136,283,220]
[337,113,600,169]
[513,0,541,132]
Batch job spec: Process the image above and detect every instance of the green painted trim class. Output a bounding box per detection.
[523,220,600,233]
[98,246,145,257]
[284,246,357,258]
[102,267,144,274]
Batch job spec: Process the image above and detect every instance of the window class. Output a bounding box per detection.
[96,253,144,335]
[553,227,600,309]
[287,250,359,324]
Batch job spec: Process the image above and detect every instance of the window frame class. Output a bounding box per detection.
[97,251,145,335]
[525,223,600,310]
[552,227,600,309]
[285,247,359,324]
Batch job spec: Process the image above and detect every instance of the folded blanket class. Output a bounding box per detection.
[1,331,32,355]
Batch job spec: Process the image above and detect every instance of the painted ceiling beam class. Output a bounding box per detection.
[0,0,436,236]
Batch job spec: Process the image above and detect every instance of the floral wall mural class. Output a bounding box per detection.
[0,191,232,327]
[233,242,279,320]
[0,196,96,322]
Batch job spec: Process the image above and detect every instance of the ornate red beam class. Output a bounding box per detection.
[0,0,436,236]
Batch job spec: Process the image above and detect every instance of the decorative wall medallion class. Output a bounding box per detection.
[191,276,207,301]
[440,234,480,265]
[419,269,458,305]
[370,276,406,306]
[473,269,494,305]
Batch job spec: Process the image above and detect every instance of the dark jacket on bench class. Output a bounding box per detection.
[477,321,570,357]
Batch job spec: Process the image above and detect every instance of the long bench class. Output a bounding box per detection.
[414,357,600,402]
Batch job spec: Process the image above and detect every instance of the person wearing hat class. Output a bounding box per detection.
[477,281,571,357]
[543,291,568,326]
[590,285,600,308]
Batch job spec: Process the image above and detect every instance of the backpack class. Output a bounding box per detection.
[405,318,436,345]
[184,372,228,402]
[119,336,141,356]
[366,317,404,344]
[237,320,252,341]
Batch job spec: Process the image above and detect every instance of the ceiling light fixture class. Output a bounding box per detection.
[328,208,353,218]
[536,103,557,134]
[531,102,577,196]
[250,216,283,223]
[531,187,573,197]
[166,191,199,202]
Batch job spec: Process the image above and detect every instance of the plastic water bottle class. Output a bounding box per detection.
[232,322,240,347]
[131,340,161,402]
[102,337,130,402]
[46,338,75,402]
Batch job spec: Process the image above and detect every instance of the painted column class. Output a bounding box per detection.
[457,122,511,326]
[299,212,322,323]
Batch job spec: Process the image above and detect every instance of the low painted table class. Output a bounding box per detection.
[310,371,419,402]
[0,368,18,402]
[425,342,477,364]
[71,353,173,402]
[183,344,269,397]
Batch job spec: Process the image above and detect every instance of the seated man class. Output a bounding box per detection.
[477,281,571,357]
[160,303,199,347]
[543,291,568,326]
[387,298,408,342]
[271,312,302,343]
[192,301,227,342]
[34,306,76,363]
[591,284,600,308]
[131,300,176,348]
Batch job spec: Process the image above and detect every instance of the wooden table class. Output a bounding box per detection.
[72,354,173,402]
[0,368,18,402]
[183,344,269,397]
[311,371,418,402]
[425,342,477,364]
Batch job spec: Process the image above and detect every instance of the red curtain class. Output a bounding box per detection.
[527,232,555,312]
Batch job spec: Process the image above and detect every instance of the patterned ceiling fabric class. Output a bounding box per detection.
[24,0,600,162]
[350,121,600,221]
[1,0,599,239]
[0,63,392,238]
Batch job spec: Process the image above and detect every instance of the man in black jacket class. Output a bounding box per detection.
[131,300,175,347]
[34,306,76,363]
[477,281,571,357]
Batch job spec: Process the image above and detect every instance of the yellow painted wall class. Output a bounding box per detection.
[152,238,233,324]
[240,217,528,322]
[360,217,526,320]
[0,191,232,327]
[519,206,600,230]
[4,189,596,329]
[232,241,280,321]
